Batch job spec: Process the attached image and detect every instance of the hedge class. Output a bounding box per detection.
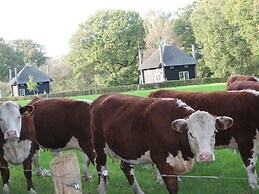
[6,77,227,101]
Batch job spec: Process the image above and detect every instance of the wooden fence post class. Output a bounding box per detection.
[50,152,82,194]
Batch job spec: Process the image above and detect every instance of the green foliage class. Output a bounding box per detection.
[191,0,257,77]
[27,75,38,94]
[173,2,198,54]
[9,39,47,67]
[68,10,146,87]
[0,38,24,82]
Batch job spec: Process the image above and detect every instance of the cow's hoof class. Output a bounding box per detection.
[29,188,36,194]
[3,184,9,193]
[156,178,164,185]
[83,175,93,182]
[35,170,44,177]
[250,184,259,189]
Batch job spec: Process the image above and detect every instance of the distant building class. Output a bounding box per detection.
[9,64,51,96]
[138,44,197,84]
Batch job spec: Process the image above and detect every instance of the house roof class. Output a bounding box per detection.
[139,44,197,70]
[9,64,50,85]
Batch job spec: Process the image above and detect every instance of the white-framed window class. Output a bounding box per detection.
[19,89,25,96]
[155,74,162,82]
[179,71,190,80]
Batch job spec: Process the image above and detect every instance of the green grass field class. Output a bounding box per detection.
[8,82,259,194]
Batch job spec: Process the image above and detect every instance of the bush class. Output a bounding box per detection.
[6,77,227,101]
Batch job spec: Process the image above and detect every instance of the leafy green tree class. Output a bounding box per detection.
[27,75,38,94]
[68,10,146,87]
[191,0,254,77]
[0,38,23,82]
[225,0,259,72]
[173,2,198,54]
[9,39,47,67]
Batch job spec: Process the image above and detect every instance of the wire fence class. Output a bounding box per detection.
[0,161,254,194]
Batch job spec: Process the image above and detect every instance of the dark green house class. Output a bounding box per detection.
[9,64,51,96]
[138,44,197,84]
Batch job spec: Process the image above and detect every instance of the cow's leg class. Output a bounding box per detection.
[82,153,93,181]
[237,137,259,189]
[244,152,259,189]
[92,132,108,194]
[78,137,96,181]
[0,157,10,193]
[33,149,43,177]
[23,156,36,194]
[120,161,144,194]
[156,168,164,184]
[155,161,178,194]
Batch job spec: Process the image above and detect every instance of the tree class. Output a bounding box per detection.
[27,75,38,94]
[9,39,47,67]
[173,2,198,54]
[225,0,259,71]
[0,38,24,82]
[68,10,146,87]
[142,10,181,60]
[191,0,254,77]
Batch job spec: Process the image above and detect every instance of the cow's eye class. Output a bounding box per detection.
[17,116,21,120]
[189,132,194,138]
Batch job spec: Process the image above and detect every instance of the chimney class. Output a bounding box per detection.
[14,67,17,78]
[47,63,50,77]
[138,49,142,66]
[9,69,12,82]
[192,44,196,59]
[159,44,163,64]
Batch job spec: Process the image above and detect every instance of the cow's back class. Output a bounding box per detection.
[227,81,259,91]
[227,75,258,86]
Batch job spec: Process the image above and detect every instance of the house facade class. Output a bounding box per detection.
[9,64,51,96]
[138,44,197,84]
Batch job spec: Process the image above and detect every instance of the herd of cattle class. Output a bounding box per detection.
[0,74,259,194]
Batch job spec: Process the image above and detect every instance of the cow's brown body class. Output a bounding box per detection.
[227,80,259,91]
[227,74,258,87]
[90,93,232,194]
[29,98,95,180]
[149,89,259,188]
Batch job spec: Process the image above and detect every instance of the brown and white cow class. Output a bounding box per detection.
[90,93,233,194]
[0,101,36,193]
[227,81,259,91]
[28,97,95,181]
[226,74,258,87]
[149,89,259,189]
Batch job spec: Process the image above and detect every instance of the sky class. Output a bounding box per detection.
[0,0,195,57]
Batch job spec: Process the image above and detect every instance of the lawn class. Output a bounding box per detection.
[9,82,259,194]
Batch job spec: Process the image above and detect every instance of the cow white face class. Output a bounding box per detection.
[0,101,33,141]
[171,110,233,162]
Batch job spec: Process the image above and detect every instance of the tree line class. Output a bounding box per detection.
[0,0,258,93]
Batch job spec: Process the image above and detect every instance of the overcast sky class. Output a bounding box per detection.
[0,0,195,57]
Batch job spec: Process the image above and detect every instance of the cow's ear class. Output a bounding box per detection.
[20,105,34,116]
[216,116,234,131]
[171,119,187,133]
